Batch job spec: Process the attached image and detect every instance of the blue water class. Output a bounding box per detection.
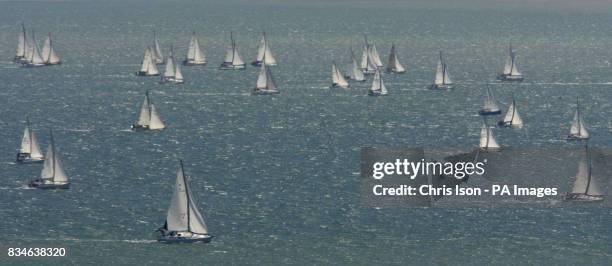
[0,1,611,265]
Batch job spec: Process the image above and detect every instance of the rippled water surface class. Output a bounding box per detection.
[0,1,611,265]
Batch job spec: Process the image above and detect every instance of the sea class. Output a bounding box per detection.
[0,0,611,265]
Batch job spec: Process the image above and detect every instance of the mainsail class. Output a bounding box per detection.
[152,31,164,64]
[480,124,500,149]
[482,88,500,112]
[166,161,209,234]
[348,48,365,81]
[502,96,523,127]
[369,42,383,67]
[16,23,27,59]
[571,145,601,196]
[569,99,589,138]
[255,32,277,66]
[186,31,206,64]
[27,32,45,65]
[331,61,349,88]
[40,131,68,183]
[502,44,521,76]
[41,33,60,64]
[222,32,245,67]
[135,91,165,129]
[19,118,44,159]
[163,47,176,78]
[369,70,388,95]
[255,62,278,92]
[434,52,451,85]
[387,43,405,73]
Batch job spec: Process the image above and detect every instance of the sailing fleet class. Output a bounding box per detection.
[14,24,60,67]
[10,23,606,245]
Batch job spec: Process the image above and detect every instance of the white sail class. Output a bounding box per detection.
[42,33,60,64]
[569,109,589,138]
[231,43,244,66]
[166,163,209,234]
[332,62,349,88]
[24,31,34,61]
[186,32,206,64]
[483,89,500,112]
[571,147,601,196]
[174,62,184,82]
[256,33,277,66]
[149,104,165,130]
[147,47,160,75]
[370,70,388,95]
[349,49,365,81]
[480,124,500,149]
[387,44,405,73]
[152,31,163,63]
[223,47,233,64]
[164,54,176,78]
[137,93,151,126]
[16,24,26,58]
[20,120,44,159]
[255,63,278,92]
[140,48,151,73]
[369,43,383,67]
[29,32,45,65]
[40,133,68,183]
[502,97,523,127]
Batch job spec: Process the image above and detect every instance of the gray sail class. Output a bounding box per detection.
[166,162,209,234]
[40,132,68,183]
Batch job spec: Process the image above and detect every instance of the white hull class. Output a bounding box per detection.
[219,63,246,70]
[429,84,453,90]
[252,88,279,95]
[498,73,524,81]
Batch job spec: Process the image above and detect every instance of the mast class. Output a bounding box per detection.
[27,117,33,154]
[510,96,516,123]
[180,160,191,232]
[50,130,56,180]
[230,31,235,64]
[584,143,593,195]
[440,52,445,84]
[576,97,581,136]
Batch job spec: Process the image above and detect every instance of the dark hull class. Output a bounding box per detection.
[497,74,524,82]
[158,236,213,244]
[131,124,150,131]
[330,83,349,89]
[386,68,405,74]
[368,91,388,96]
[429,84,453,90]
[135,71,160,76]
[28,180,70,189]
[479,110,502,116]
[566,135,589,141]
[45,62,62,66]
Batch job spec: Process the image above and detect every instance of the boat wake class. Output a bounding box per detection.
[19,237,157,244]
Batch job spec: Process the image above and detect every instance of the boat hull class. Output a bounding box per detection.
[157,230,213,244]
[330,83,349,89]
[21,63,46,68]
[429,84,453,90]
[497,121,522,128]
[250,60,277,67]
[13,56,28,64]
[131,124,150,131]
[566,135,589,141]
[479,109,502,116]
[368,91,388,96]
[28,179,70,189]
[182,59,206,66]
[45,61,62,66]
[135,71,160,77]
[16,153,44,164]
[386,68,405,74]
[159,77,184,84]
[565,193,603,202]
[219,63,246,70]
[498,74,524,82]
[252,88,279,95]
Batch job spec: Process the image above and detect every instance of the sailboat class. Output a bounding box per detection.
[157,160,212,243]
[136,47,160,76]
[368,69,388,96]
[479,88,502,115]
[429,51,452,89]
[14,23,27,63]
[497,43,523,81]
[565,144,603,202]
[219,32,246,70]
[479,122,501,150]
[22,31,46,67]
[497,95,524,128]
[151,31,164,64]
[252,56,279,95]
[347,47,366,82]
[16,117,44,163]
[360,36,379,74]
[386,43,405,74]
[331,61,349,88]
[131,91,166,130]
[183,31,206,65]
[251,32,277,67]
[28,130,70,189]
[567,98,589,140]
[160,46,184,84]
[41,33,61,65]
